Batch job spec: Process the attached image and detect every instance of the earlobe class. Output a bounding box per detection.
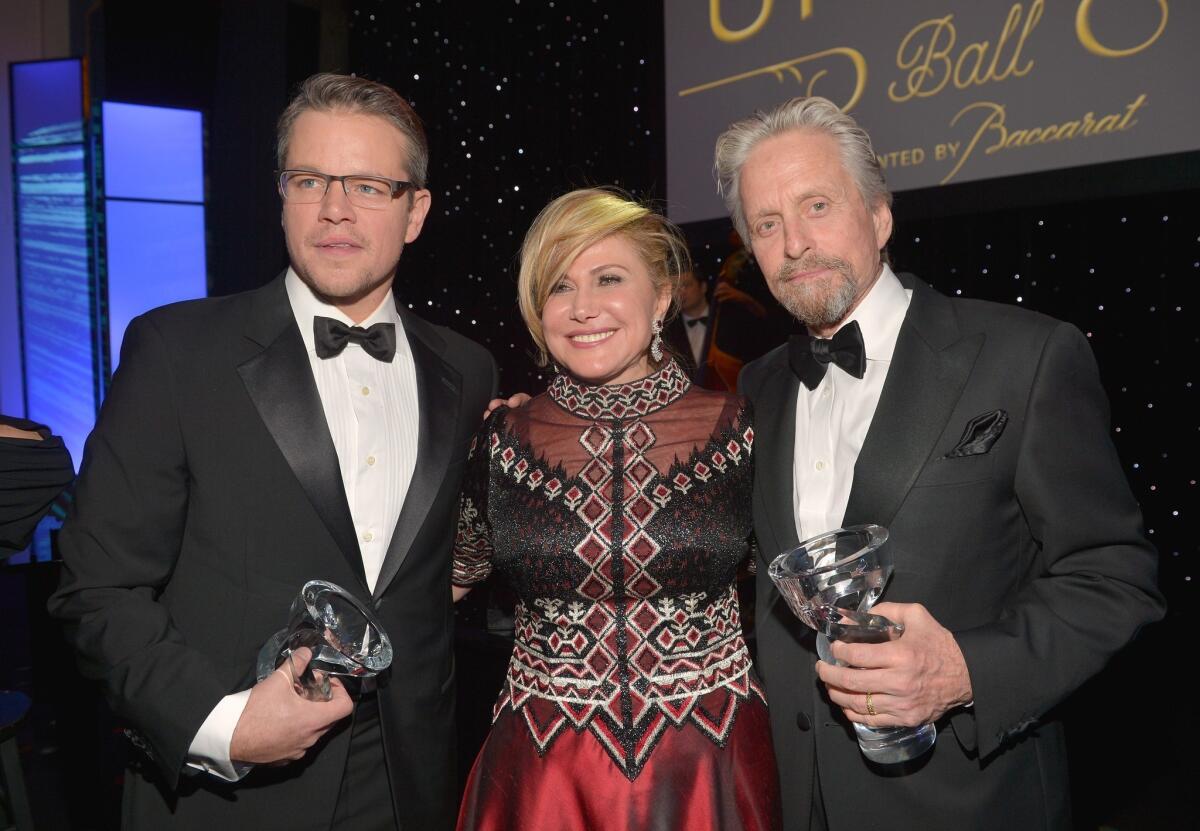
[873,203,894,249]
[405,190,432,243]
[654,293,673,322]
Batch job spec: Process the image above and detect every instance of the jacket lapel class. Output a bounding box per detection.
[752,352,803,569]
[372,310,462,599]
[236,276,366,587]
[843,277,982,529]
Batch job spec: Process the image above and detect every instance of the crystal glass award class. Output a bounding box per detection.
[768,525,936,764]
[255,580,393,701]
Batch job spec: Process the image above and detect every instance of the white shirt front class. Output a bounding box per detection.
[285,269,419,592]
[187,268,420,779]
[793,265,911,541]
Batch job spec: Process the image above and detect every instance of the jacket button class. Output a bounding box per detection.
[796,712,812,731]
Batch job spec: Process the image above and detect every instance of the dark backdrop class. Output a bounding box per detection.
[354,4,1195,828]
[8,2,1192,828]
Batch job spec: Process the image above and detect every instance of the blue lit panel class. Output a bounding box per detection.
[15,144,93,472]
[101,102,204,202]
[11,58,88,561]
[105,201,207,367]
[11,59,83,147]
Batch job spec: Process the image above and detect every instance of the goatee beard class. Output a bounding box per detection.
[773,255,858,329]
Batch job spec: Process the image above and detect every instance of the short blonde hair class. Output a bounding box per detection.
[517,188,692,367]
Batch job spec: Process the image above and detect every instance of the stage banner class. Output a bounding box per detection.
[664,1,1196,223]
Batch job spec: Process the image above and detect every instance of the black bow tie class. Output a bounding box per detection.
[686,316,709,328]
[313,317,397,362]
[788,319,866,391]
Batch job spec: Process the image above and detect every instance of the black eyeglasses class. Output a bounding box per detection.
[276,169,416,209]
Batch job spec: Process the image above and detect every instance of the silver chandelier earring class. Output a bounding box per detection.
[650,319,664,362]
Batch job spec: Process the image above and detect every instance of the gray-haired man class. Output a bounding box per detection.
[720,97,1162,830]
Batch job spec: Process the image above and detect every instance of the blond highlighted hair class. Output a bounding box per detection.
[517,188,691,367]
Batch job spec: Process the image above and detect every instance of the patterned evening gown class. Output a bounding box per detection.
[453,360,781,831]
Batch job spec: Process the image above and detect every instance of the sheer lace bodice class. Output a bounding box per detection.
[454,360,763,779]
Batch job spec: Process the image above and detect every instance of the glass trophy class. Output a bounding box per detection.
[768,525,936,764]
[255,580,393,701]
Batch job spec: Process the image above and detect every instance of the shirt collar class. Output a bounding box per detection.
[285,267,407,357]
[825,263,910,362]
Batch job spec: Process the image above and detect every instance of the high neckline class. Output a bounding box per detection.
[549,359,691,420]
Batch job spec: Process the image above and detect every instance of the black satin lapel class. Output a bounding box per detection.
[753,364,802,569]
[237,324,365,586]
[372,330,461,599]
[843,301,982,530]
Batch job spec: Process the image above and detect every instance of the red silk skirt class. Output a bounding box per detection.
[457,695,781,831]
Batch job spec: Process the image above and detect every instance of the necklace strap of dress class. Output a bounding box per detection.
[549,360,691,420]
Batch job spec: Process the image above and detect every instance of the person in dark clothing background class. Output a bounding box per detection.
[0,415,73,560]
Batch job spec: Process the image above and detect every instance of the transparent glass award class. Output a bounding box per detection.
[769,525,936,764]
[255,580,393,701]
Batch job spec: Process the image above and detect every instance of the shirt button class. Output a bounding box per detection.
[822,386,831,399]
[814,460,826,472]
[361,386,370,396]
[367,455,376,466]
[362,531,374,543]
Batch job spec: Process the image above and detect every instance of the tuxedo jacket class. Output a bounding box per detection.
[740,274,1163,831]
[50,274,496,830]
[661,314,704,378]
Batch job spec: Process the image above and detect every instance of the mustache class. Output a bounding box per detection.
[775,254,850,282]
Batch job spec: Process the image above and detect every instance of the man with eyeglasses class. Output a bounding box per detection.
[50,73,497,830]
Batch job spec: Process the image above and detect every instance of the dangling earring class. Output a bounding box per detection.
[650,319,664,362]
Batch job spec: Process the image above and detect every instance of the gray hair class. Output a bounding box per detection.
[276,73,429,189]
[713,96,891,242]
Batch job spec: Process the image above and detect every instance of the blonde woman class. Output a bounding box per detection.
[452,189,780,830]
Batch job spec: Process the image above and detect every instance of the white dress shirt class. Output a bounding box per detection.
[793,265,911,541]
[187,268,420,779]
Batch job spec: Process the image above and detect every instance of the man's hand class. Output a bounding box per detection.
[816,602,973,728]
[483,392,531,419]
[0,424,43,441]
[229,648,354,764]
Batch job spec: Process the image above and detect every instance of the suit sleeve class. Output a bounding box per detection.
[0,416,74,557]
[954,322,1164,759]
[452,408,502,587]
[48,314,228,787]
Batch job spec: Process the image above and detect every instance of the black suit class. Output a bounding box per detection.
[661,314,705,378]
[740,274,1163,830]
[49,274,496,830]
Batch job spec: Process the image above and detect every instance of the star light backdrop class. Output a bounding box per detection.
[347,0,1193,611]
[344,3,1195,820]
[348,0,667,392]
[2,4,1191,827]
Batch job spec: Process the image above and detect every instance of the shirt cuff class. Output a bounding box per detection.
[186,689,254,782]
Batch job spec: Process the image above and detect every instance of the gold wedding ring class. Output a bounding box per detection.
[866,692,877,717]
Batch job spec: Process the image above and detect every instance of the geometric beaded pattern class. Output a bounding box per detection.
[548,359,691,421]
